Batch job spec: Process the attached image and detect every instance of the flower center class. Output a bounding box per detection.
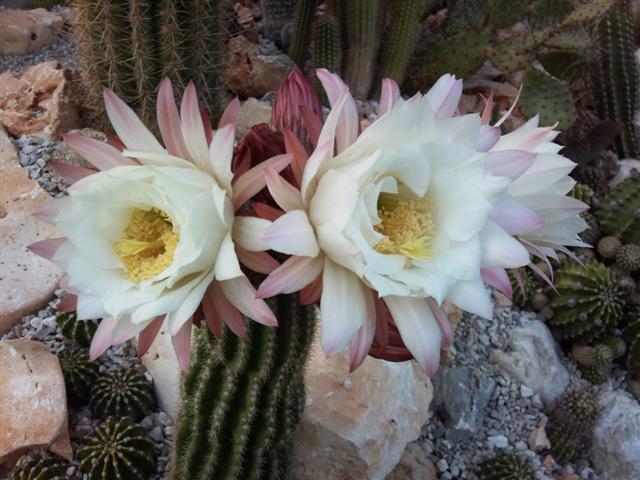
[114,208,179,282]
[374,194,435,260]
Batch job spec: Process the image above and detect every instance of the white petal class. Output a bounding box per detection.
[447,277,493,319]
[219,276,277,326]
[480,221,531,268]
[263,210,320,257]
[214,233,243,280]
[309,169,360,231]
[233,216,272,252]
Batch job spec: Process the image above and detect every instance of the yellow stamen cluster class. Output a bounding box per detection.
[374,195,435,260]
[114,208,179,282]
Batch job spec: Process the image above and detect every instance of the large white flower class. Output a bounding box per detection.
[31,80,290,369]
[241,71,539,374]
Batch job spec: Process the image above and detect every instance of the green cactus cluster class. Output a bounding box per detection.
[171,294,315,480]
[56,312,101,348]
[477,455,534,480]
[59,348,99,403]
[572,337,626,384]
[546,388,600,464]
[519,67,577,130]
[90,368,155,421]
[9,458,71,480]
[77,416,155,480]
[623,303,640,372]
[508,268,537,308]
[595,174,640,245]
[73,0,233,130]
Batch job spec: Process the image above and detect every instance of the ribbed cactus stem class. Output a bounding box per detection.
[262,0,297,41]
[288,0,319,68]
[171,294,315,480]
[313,15,342,74]
[594,0,640,158]
[342,0,382,99]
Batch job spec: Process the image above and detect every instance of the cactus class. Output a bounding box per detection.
[596,235,622,259]
[548,261,631,342]
[9,458,71,480]
[570,183,595,206]
[91,369,154,421]
[59,348,99,403]
[509,268,536,307]
[56,312,101,348]
[312,14,342,86]
[615,244,640,273]
[623,303,640,371]
[594,174,640,244]
[287,0,318,68]
[593,0,640,158]
[262,0,297,42]
[78,417,154,480]
[573,343,614,384]
[520,68,576,130]
[477,455,534,480]
[579,212,601,246]
[546,388,600,464]
[171,294,315,480]
[73,0,231,130]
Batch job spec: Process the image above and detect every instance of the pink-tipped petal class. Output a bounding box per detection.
[257,255,323,298]
[180,82,210,171]
[374,296,390,349]
[349,288,376,373]
[207,282,246,338]
[209,124,235,191]
[528,261,557,292]
[379,78,401,116]
[200,104,213,145]
[494,84,522,128]
[64,133,137,170]
[89,315,118,360]
[50,160,94,184]
[300,274,322,305]
[202,290,223,338]
[300,139,333,204]
[232,154,293,210]
[28,237,65,260]
[137,316,164,357]
[283,129,309,187]
[111,320,139,346]
[316,69,359,153]
[171,319,192,372]
[426,297,453,349]
[103,88,164,153]
[481,267,513,298]
[265,167,305,211]
[480,221,531,268]
[490,196,544,235]
[32,197,68,223]
[263,210,319,257]
[252,202,284,221]
[219,276,278,326]
[481,91,494,125]
[57,293,78,312]
[426,74,463,119]
[236,248,279,274]
[218,97,240,130]
[157,77,192,160]
[485,150,536,178]
[476,126,501,152]
[300,105,322,147]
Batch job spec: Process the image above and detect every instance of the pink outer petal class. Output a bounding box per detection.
[171,319,192,372]
[219,276,278,326]
[300,105,322,148]
[379,78,401,117]
[426,297,453,350]
[200,104,213,145]
[89,315,118,360]
[257,255,324,299]
[57,294,77,312]
[157,77,192,160]
[283,129,309,188]
[137,315,165,357]
[28,237,65,260]
[481,267,513,298]
[207,282,246,338]
[202,289,223,338]
[33,197,69,223]
[300,274,322,305]
[50,160,94,184]
[236,247,279,275]
[476,126,501,152]
[349,288,376,373]
[316,68,359,153]
[180,81,210,170]
[63,133,137,170]
[252,202,284,221]
[490,196,544,235]
[484,150,536,179]
[426,74,463,119]
[374,296,391,349]
[494,84,522,128]
[265,167,304,212]
[481,91,494,125]
[232,154,293,210]
[218,97,240,130]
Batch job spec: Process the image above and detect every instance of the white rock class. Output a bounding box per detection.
[488,434,508,449]
[521,385,534,398]
[289,336,433,480]
[591,389,640,480]
[385,443,438,480]
[489,319,569,406]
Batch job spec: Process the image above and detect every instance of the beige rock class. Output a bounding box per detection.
[385,443,438,480]
[0,61,82,138]
[0,129,62,334]
[543,455,556,469]
[289,336,433,480]
[52,128,106,170]
[0,339,72,463]
[0,9,63,55]
[442,300,463,334]
[236,98,273,139]
[225,35,294,98]
[493,291,513,308]
[529,425,551,452]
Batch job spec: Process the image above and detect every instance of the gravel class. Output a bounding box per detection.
[13,135,68,197]
[0,34,80,74]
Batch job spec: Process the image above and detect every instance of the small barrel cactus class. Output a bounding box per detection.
[9,458,71,480]
[623,303,640,371]
[594,174,640,245]
[56,312,101,348]
[573,344,614,384]
[597,236,622,260]
[478,455,534,480]
[90,369,154,421]
[59,348,99,403]
[77,417,155,480]
[615,244,640,273]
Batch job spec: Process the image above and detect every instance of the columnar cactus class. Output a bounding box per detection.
[90,369,155,421]
[56,312,101,348]
[171,294,315,480]
[287,0,318,67]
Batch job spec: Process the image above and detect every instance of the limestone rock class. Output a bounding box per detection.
[0,9,63,55]
[0,339,72,463]
[289,336,433,480]
[489,319,569,406]
[385,443,438,480]
[0,129,62,334]
[591,390,640,480]
[0,61,82,138]
[51,128,106,170]
[236,98,273,139]
[225,35,294,98]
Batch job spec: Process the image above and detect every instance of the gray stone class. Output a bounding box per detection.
[487,434,508,449]
[432,366,495,441]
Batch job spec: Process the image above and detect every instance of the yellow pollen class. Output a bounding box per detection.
[374,194,435,260]
[114,208,179,282]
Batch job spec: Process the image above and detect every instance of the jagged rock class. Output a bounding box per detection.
[489,319,569,406]
[0,339,72,463]
[0,129,62,334]
[236,98,273,139]
[385,443,438,480]
[0,9,64,55]
[289,336,433,480]
[0,61,82,138]
[591,390,640,480]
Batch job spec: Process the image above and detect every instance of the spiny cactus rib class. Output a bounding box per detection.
[60,348,99,403]
[313,15,342,75]
[478,455,534,480]
[77,417,154,480]
[91,369,154,421]
[594,174,640,244]
[623,304,640,371]
[288,0,318,68]
[171,295,315,480]
[56,312,101,348]
[9,458,70,480]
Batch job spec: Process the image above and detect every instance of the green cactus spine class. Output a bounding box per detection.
[288,0,318,68]
[593,0,640,158]
[548,261,630,341]
[77,417,155,480]
[508,268,536,307]
[477,455,534,480]
[313,15,342,75]
[623,303,640,371]
[9,458,70,480]
[171,294,315,480]
[59,348,99,403]
[91,369,154,421]
[594,174,640,244]
[56,312,101,348]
